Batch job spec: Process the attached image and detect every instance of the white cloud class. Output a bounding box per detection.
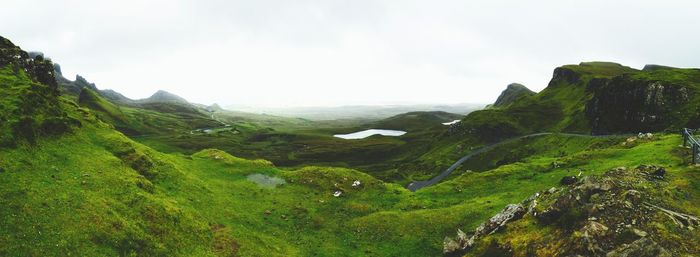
[1,0,699,107]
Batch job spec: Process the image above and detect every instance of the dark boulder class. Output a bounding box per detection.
[560,176,578,185]
[652,167,666,177]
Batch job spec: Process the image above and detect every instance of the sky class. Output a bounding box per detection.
[1,0,699,107]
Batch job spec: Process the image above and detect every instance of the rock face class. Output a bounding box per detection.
[444,166,700,257]
[493,83,535,107]
[585,73,694,134]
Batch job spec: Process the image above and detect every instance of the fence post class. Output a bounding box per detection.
[684,129,688,147]
[694,144,698,164]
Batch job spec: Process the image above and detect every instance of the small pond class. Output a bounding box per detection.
[334,129,407,140]
[247,174,286,188]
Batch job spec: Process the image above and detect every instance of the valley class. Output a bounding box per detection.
[1,34,700,257]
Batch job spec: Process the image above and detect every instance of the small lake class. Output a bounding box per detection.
[247,174,286,188]
[334,129,407,140]
[442,120,461,125]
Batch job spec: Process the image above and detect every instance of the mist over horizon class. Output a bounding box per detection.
[3,0,699,108]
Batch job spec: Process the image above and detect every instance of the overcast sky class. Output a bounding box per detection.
[1,0,699,107]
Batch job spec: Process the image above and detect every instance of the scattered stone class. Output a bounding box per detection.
[606,237,670,257]
[264,210,272,215]
[632,228,648,238]
[333,191,342,197]
[447,166,696,256]
[352,180,361,187]
[577,221,609,254]
[551,161,561,169]
[560,176,578,185]
[623,190,642,204]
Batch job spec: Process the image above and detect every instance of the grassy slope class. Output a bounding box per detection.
[78,88,128,125]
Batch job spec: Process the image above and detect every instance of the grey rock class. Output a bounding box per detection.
[444,204,525,255]
[605,238,670,257]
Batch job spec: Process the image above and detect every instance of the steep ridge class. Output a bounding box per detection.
[0,36,78,146]
[492,83,535,108]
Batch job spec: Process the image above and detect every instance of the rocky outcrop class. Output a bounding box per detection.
[493,83,535,107]
[444,203,526,255]
[0,36,79,145]
[585,74,694,134]
[0,36,58,94]
[444,165,700,257]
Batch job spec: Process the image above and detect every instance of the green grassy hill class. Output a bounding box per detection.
[368,111,464,132]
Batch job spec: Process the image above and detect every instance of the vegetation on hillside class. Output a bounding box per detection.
[1,35,699,256]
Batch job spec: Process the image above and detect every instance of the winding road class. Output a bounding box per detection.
[406,132,627,192]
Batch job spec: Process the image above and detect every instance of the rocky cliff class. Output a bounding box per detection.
[586,68,700,134]
[452,62,700,141]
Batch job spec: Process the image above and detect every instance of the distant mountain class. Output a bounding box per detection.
[142,90,189,104]
[492,83,535,107]
[226,104,484,120]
